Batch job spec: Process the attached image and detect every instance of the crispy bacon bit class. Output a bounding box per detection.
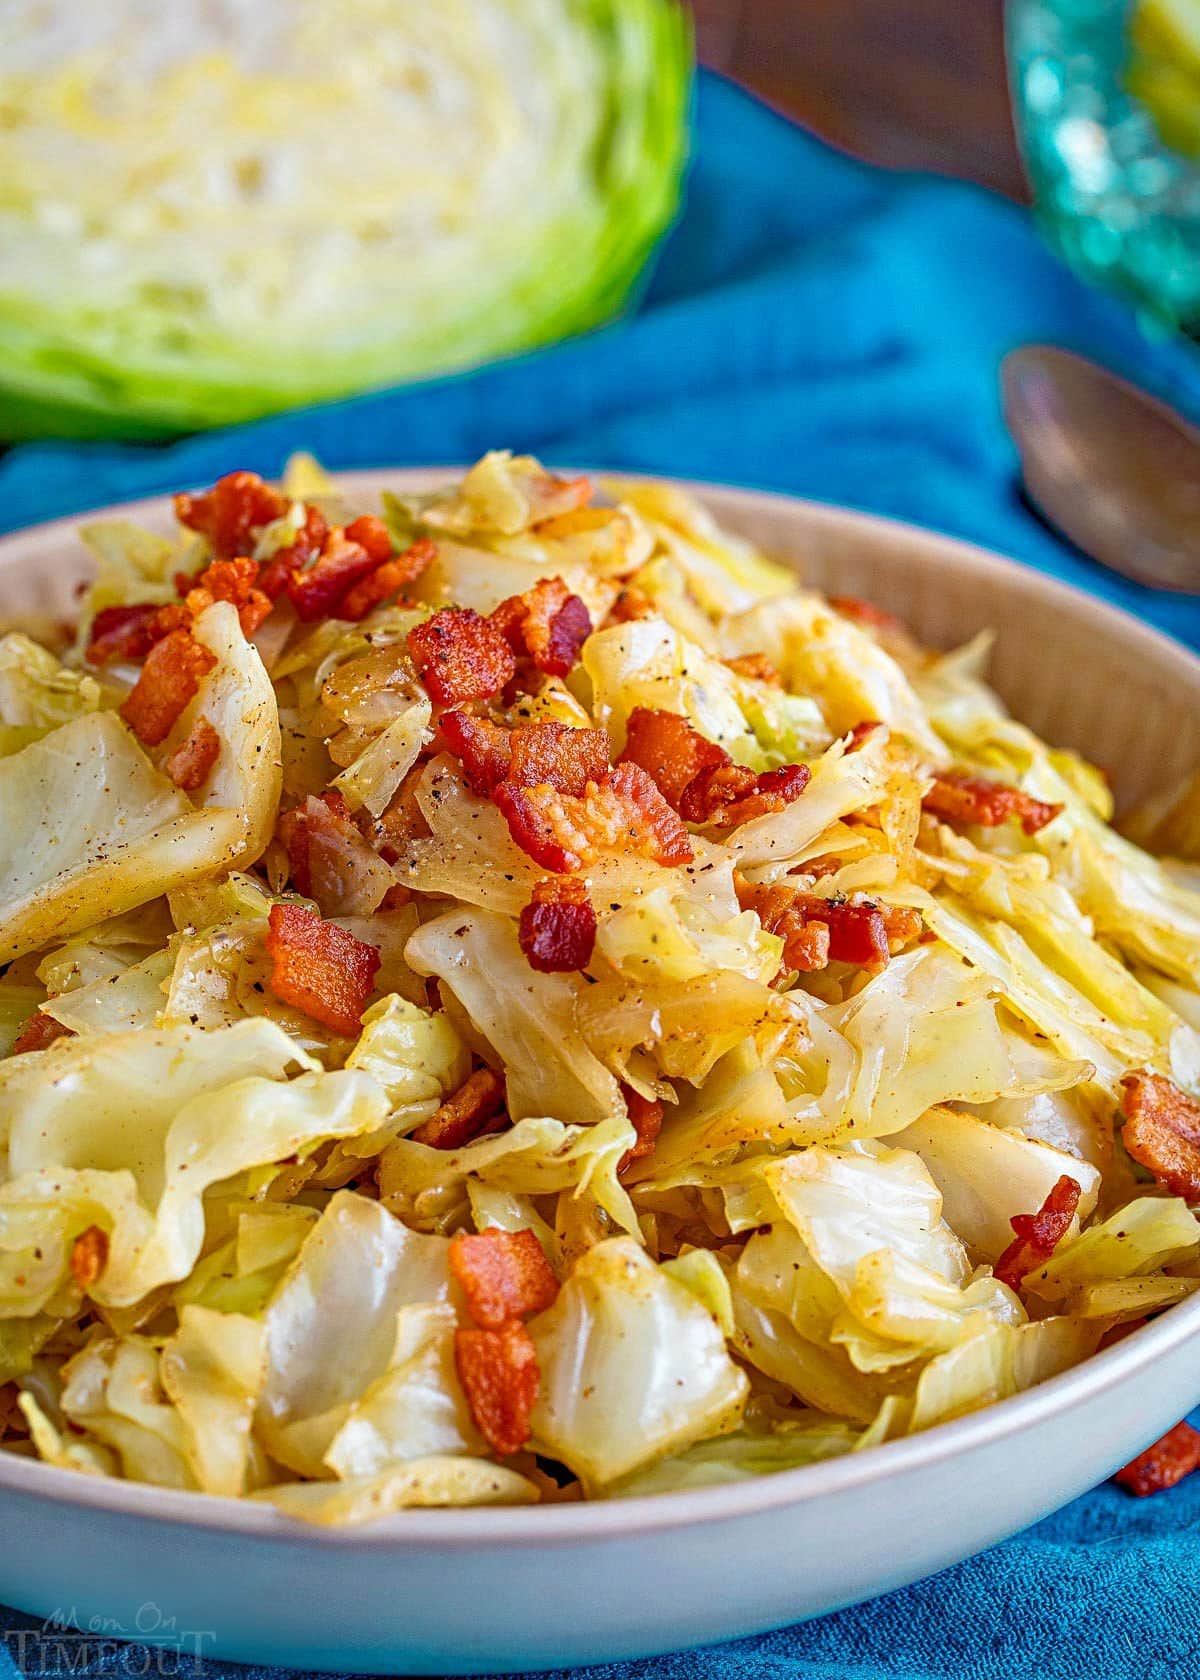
[817,898,892,966]
[69,1226,109,1292]
[495,762,693,874]
[608,583,655,624]
[829,595,910,636]
[619,708,810,828]
[528,472,593,524]
[259,505,329,598]
[265,903,381,1036]
[120,629,217,747]
[735,877,910,973]
[881,903,925,955]
[181,554,274,638]
[411,1068,507,1150]
[285,529,380,623]
[508,722,610,795]
[518,877,597,973]
[343,515,394,565]
[923,771,1063,837]
[846,720,884,752]
[165,715,221,791]
[174,472,287,559]
[454,1320,539,1457]
[1120,1071,1200,1201]
[992,1175,1082,1293]
[339,538,437,619]
[276,791,390,916]
[619,1084,664,1173]
[84,603,161,666]
[193,554,259,605]
[619,707,729,808]
[408,608,517,706]
[723,652,780,685]
[440,715,609,800]
[450,1229,559,1330]
[680,761,812,828]
[440,711,513,795]
[1114,1421,1200,1497]
[490,577,593,677]
[11,1010,73,1056]
[366,765,432,860]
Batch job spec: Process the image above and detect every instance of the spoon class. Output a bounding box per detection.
[1001,345,1200,593]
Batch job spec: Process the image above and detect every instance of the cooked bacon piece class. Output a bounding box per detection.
[165,715,221,791]
[735,876,910,973]
[817,897,892,966]
[440,715,609,800]
[174,472,287,559]
[259,505,329,599]
[408,608,516,706]
[265,903,380,1036]
[69,1226,109,1292]
[85,603,161,666]
[343,515,394,565]
[527,472,593,524]
[680,761,812,829]
[181,554,274,637]
[490,577,593,677]
[277,791,390,916]
[1114,1421,1200,1497]
[495,762,693,874]
[285,529,380,623]
[339,538,437,619]
[992,1175,1082,1293]
[607,583,654,624]
[723,652,780,685]
[440,711,513,795]
[366,765,432,861]
[193,554,259,605]
[120,629,216,747]
[924,771,1063,837]
[518,877,597,973]
[619,709,810,828]
[508,722,609,795]
[677,761,755,821]
[881,903,925,955]
[846,720,884,752]
[618,1085,664,1174]
[449,1228,559,1330]
[150,601,194,640]
[619,707,729,808]
[454,1320,539,1457]
[829,595,910,636]
[412,1067,507,1150]
[1120,1071,1200,1201]
[11,1010,73,1056]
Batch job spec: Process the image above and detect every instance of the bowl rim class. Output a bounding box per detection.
[2,468,1199,1549]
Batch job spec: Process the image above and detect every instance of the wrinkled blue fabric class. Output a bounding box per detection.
[1,69,1199,1680]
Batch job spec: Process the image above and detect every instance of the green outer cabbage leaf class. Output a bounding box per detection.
[0,1,691,439]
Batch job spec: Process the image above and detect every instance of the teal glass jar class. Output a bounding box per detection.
[1008,0,1200,334]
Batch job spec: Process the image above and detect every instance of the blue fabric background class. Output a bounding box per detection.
[1,71,1199,1680]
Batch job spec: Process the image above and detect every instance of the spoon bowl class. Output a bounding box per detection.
[1002,344,1200,593]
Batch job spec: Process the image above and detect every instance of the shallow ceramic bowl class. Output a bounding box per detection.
[0,474,1198,1675]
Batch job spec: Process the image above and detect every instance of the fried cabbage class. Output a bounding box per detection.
[1,453,1198,1521]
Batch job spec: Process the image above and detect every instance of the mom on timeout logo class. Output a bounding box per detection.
[3,1604,216,1676]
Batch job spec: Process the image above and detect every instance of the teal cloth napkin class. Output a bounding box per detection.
[1,71,1199,1680]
